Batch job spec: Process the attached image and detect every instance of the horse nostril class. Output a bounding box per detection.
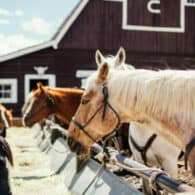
[67,137,82,154]
[74,142,82,153]
[67,137,74,147]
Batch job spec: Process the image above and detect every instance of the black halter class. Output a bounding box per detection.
[129,133,157,166]
[72,84,121,143]
[184,137,195,170]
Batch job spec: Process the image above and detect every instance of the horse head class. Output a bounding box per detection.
[95,47,134,70]
[67,62,124,157]
[67,47,134,157]
[22,82,53,127]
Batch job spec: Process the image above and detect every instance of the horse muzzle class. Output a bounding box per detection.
[67,137,86,155]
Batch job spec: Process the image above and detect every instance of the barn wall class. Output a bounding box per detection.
[0,48,97,116]
[1,0,195,116]
[59,0,195,59]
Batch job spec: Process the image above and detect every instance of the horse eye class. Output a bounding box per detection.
[81,99,90,105]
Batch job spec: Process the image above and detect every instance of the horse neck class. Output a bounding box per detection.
[108,70,141,121]
[108,70,185,149]
[49,90,83,125]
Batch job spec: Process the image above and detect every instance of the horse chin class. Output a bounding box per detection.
[67,137,89,156]
[76,154,89,173]
[22,117,34,128]
[23,113,42,127]
[188,147,195,177]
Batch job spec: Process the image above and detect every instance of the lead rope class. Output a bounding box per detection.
[81,162,104,195]
[81,131,115,195]
[81,150,110,195]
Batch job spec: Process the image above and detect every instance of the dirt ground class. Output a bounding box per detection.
[7,127,71,195]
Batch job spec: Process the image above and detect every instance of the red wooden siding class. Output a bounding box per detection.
[1,0,195,116]
[59,0,195,55]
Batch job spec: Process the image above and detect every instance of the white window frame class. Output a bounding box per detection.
[186,0,195,6]
[25,74,56,102]
[0,79,18,103]
[76,70,95,88]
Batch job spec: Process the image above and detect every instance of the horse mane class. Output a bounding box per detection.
[0,136,13,166]
[90,68,195,129]
[44,87,84,101]
[46,87,83,94]
[28,86,84,100]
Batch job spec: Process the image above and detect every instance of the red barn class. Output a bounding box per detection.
[0,0,195,116]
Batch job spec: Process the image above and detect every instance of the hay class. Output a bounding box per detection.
[7,127,71,195]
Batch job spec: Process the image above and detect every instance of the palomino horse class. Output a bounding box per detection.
[0,104,12,137]
[95,47,181,178]
[0,136,14,195]
[67,62,195,176]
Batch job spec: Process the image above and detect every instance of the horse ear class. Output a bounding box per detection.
[115,47,126,67]
[37,82,44,92]
[97,62,109,83]
[95,49,104,67]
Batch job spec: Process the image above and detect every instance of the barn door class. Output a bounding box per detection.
[24,74,56,102]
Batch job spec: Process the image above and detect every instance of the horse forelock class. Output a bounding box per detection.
[22,97,35,120]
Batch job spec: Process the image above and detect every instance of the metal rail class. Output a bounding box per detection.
[91,144,195,194]
[41,123,195,193]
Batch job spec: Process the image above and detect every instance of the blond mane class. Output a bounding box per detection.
[100,55,135,70]
[113,69,195,128]
[87,68,195,142]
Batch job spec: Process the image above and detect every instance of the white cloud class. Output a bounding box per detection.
[0,18,10,25]
[15,9,24,16]
[0,34,40,55]
[0,8,11,16]
[22,17,51,35]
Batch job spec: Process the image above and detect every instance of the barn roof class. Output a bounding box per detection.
[0,0,89,63]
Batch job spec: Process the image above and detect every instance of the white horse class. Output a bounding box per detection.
[95,47,181,178]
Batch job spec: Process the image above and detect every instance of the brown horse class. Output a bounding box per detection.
[0,104,12,137]
[22,83,83,127]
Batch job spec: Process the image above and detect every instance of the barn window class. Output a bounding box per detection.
[187,0,195,3]
[0,79,17,103]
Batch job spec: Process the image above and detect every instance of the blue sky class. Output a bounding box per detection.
[0,0,79,55]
